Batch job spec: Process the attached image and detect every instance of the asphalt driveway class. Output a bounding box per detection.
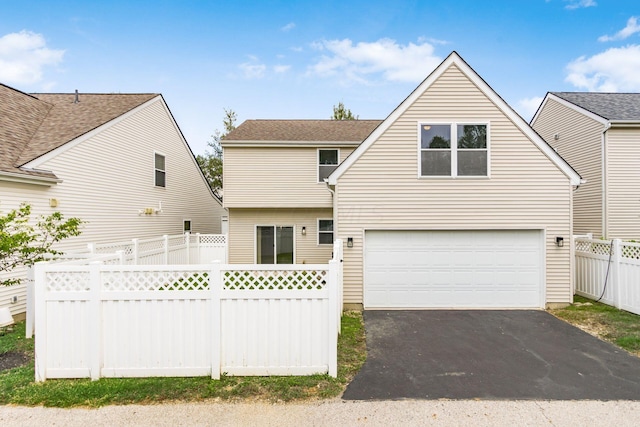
[343,310,640,400]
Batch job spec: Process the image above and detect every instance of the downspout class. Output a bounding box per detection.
[324,179,337,251]
[601,121,612,238]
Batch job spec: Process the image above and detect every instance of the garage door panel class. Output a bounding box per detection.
[364,230,543,309]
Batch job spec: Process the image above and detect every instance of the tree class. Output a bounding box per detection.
[331,101,358,120]
[196,108,237,199]
[0,204,83,287]
[457,125,486,149]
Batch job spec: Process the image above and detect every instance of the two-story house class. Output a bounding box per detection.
[531,92,640,239]
[222,52,581,310]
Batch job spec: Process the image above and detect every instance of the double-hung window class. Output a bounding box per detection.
[318,219,334,245]
[155,153,166,187]
[318,149,339,182]
[420,123,488,177]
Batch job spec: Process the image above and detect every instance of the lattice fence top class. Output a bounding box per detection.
[46,271,91,292]
[575,239,612,255]
[138,238,166,253]
[200,234,227,244]
[622,242,640,260]
[223,269,327,291]
[94,243,133,255]
[102,270,209,291]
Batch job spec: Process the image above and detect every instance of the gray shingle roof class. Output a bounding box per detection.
[223,119,382,142]
[0,83,157,180]
[552,92,640,121]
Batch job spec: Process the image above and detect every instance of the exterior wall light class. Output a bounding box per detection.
[347,237,353,248]
[301,226,306,235]
[555,236,564,247]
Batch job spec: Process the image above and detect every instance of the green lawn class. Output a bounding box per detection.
[0,311,365,407]
[550,295,640,356]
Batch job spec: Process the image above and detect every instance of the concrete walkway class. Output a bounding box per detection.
[3,399,640,426]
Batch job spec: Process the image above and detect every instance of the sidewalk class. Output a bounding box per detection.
[3,399,640,426]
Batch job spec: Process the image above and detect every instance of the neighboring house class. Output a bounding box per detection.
[0,83,226,316]
[532,92,640,240]
[223,52,581,310]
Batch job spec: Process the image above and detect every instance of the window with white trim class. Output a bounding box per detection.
[318,149,339,182]
[318,219,333,245]
[183,220,192,233]
[155,153,166,187]
[420,124,487,177]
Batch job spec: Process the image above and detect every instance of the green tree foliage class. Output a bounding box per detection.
[0,204,83,286]
[457,125,487,149]
[196,108,237,199]
[331,101,358,120]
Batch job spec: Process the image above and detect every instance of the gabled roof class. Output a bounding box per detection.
[550,92,640,122]
[0,83,157,183]
[222,119,382,145]
[328,51,581,186]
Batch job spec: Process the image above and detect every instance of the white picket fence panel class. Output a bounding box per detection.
[574,237,640,315]
[33,239,343,381]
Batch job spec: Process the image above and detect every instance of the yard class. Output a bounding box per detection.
[2,296,640,407]
[0,311,365,407]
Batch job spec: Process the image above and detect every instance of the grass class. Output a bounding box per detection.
[550,295,640,356]
[0,311,366,407]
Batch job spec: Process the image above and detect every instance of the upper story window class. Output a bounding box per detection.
[318,149,339,183]
[420,124,488,177]
[155,153,166,187]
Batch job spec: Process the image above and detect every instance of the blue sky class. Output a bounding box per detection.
[1,0,639,154]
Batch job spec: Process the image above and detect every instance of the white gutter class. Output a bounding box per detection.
[0,170,61,186]
[601,121,612,238]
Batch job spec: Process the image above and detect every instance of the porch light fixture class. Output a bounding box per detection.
[555,236,564,247]
[347,237,353,248]
[301,226,306,235]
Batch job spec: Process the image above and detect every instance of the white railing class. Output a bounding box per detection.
[33,239,343,381]
[89,233,227,265]
[574,237,640,315]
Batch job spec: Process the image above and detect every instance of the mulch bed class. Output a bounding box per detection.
[0,351,29,372]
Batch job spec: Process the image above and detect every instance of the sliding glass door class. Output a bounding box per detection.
[256,226,294,264]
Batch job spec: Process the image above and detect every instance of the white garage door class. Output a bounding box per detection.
[364,230,543,309]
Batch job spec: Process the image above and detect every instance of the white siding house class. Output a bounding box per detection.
[0,84,226,316]
[222,52,581,309]
[532,92,640,239]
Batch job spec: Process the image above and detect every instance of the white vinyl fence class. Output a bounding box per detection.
[33,239,343,381]
[574,237,640,315]
[25,233,227,338]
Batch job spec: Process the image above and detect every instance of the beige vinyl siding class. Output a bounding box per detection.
[0,98,225,316]
[223,147,353,208]
[532,98,604,236]
[606,128,640,239]
[336,64,573,305]
[228,208,334,264]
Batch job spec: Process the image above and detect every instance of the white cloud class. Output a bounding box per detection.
[273,64,291,73]
[281,22,295,32]
[565,45,640,91]
[0,30,64,85]
[517,96,544,121]
[308,38,442,84]
[238,58,266,79]
[564,0,597,10]
[598,16,640,42]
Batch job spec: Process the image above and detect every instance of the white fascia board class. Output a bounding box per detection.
[221,140,362,148]
[532,93,609,127]
[23,96,163,169]
[329,52,581,186]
